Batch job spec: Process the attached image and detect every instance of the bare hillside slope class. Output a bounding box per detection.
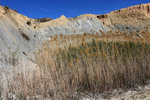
[0,5,109,66]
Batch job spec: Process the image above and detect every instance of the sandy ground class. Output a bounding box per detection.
[111,90,150,100]
[82,85,150,100]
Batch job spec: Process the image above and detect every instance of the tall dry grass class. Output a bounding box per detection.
[35,40,150,99]
[0,31,150,100]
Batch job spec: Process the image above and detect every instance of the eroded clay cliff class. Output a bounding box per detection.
[97,3,150,33]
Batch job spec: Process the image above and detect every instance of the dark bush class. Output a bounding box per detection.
[20,31,30,41]
[97,14,107,19]
[13,9,18,13]
[36,18,52,23]
[4,6,9,10]
[27,21,31,26]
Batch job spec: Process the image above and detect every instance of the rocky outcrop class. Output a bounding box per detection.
[97,3,150,33]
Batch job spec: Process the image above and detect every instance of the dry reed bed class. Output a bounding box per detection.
[35,39,150,99]
[1,31,150,100]
[45,30,150,50]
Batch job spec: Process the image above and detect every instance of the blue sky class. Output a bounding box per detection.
[0,0,149,19]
